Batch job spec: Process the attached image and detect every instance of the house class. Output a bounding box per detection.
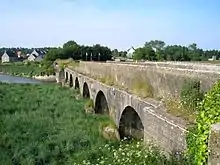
[27,49,45,62]
[30,49,40,57]
[1,50,18,63]
[208,56,217,61]
[126,47,136,58]
[28,54,43,62]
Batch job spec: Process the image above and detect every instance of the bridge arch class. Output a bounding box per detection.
[75,77,80,90]
[83,82,90,98]
[119,106,144,140]
[69,74,73,87]
[94,91,109,115]
[65,72,68,82]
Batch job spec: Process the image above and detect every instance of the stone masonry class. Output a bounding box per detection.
[55,61,220,163]
[58,67,188,154]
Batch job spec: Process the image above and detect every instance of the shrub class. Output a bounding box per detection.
[180,79,204,112]
[186,80,220,164]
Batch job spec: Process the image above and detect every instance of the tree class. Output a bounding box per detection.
[145,46,156,61]
[145,40,166,51]
[62,40,81,60]
[63,40,78,49]
[133,47,146,60]
[112,49,119,57]
[44,48,64,61]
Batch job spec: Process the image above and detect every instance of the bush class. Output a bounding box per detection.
[186,80,220,164]
[180,79,204,112]
[0,62,55,77]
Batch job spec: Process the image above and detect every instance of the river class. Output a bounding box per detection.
[0,74,43,84]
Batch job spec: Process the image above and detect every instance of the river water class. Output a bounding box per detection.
[0,74,43,84]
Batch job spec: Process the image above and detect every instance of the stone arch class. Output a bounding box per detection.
[94,91,109,114]
[69,74,73,87]
[119,106,144,140]
[65,72,68,83]
[83,82,90,98]
[75,77,80,90]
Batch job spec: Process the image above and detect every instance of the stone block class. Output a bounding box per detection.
[208,123,220,165]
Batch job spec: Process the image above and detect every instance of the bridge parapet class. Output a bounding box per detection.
[72,61,220,99]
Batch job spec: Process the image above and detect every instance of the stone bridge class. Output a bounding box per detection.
[56,66,188,154]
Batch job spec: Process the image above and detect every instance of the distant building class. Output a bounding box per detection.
[28,49,45,62]
[16,51,22,58]
[208,56,217,61]
[126,47,136,59]
[28,54,43,62]
[1,50,18,63]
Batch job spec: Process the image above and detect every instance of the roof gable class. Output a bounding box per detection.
[127,47,136,52]
[2,50,17,58]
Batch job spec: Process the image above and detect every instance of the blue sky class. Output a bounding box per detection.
[0,0,220,50]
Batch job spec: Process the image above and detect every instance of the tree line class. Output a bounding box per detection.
[1,40,220,62]
[132,40,220,61]
[44,41,112,62]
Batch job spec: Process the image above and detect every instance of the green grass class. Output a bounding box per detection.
[0,83,112,164]
[0,83,192,165]
[0,61,54,77]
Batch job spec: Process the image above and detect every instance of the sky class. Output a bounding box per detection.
[0,0,220,50]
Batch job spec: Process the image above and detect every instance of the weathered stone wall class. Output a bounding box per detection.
[72,61,220,98]
[107,61,220,72]
[64,68,187,154]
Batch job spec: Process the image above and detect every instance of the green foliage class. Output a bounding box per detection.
[186,81,220,164]
[0,83,192,164]
[44,48,65,61]
[0,62,54,77]
[74,140,192,165]
[165,98,196,123]
[43,41,112,62]
[0,83,114,164]
[133,47,156,61]
[180,79,204,112]
[85,99,94,109]
[132,40,220,61]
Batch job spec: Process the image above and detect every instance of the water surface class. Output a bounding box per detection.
[0,74,42,84]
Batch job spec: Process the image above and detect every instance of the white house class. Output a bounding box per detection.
[28,54,43,62]
[28,49,45,62]
[1,50,18,63]
[30,49,40,57]
[126,47,136,58]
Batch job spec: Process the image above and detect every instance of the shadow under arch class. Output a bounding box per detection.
[94,91,109,115]
[65,72,68,83]
[69,74,73,87]
[83,82,90,98]
[119,106,144,140]
[75,77,80,90]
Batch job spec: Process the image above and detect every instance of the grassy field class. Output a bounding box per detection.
[0,61,54,77]
[0,83,192,165]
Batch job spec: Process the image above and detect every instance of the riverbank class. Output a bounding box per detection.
[0,83,191,164]
[32,75,56,82]
[0,62,56,82]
